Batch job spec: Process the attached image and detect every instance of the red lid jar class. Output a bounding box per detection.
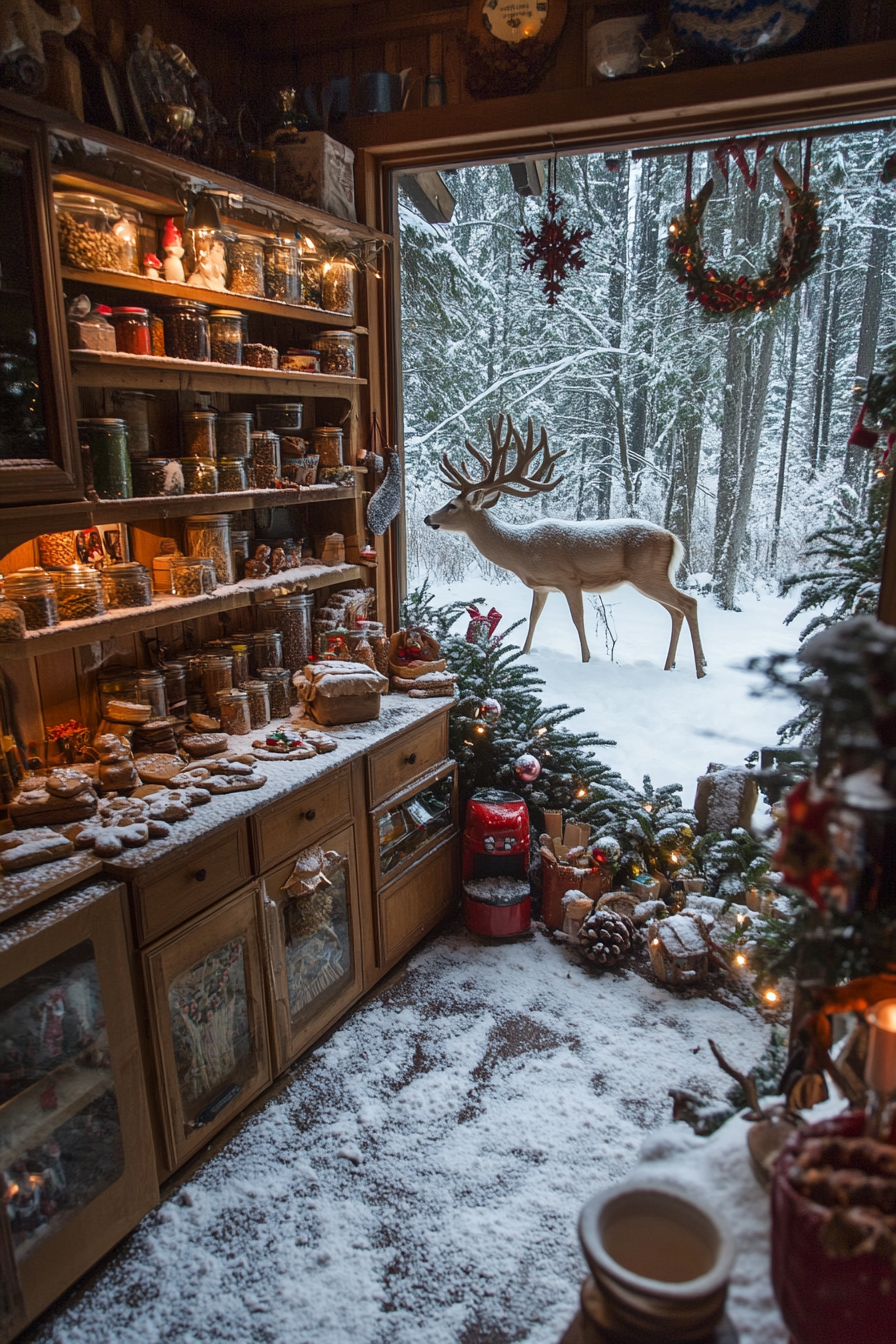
[110,306,152,355]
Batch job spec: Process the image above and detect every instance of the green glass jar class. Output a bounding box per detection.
[78,417,132,499]
[181,456,219,494]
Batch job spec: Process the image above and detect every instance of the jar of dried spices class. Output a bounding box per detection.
[218,688,251,736]
[101,562,152,610]
[314,331,357,377]
[53,565,104,622]
[217,412,253,458]
[5,569,58,629]
[257,665,291,718]
[131,457,185,497]
[152,540,182,593]
[110,306,152,356]
[321,259,354,315]
[209,309,244,365]
[311,426,343,466]
[218,457,248,492]
[244,678,271,729]
[184,514,234,585]
[0,599,26,642]
[264,237,299,302]
[171,556,217,597]
[227,234,265,296]
[181,408,217,459]
[202,653,233,712]
[150,313,165,357]
[160,299,210,361]
[78,418,132,500]
[250,431,280,488]
[181,457,218,495]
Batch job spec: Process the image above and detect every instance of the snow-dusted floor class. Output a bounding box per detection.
[29,927,785,1344]
[429,577,801,800]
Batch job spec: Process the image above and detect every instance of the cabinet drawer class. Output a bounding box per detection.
[251,766,352,871]
[133,822,250,945]
[376,832,458,968]
[367,713,448,806]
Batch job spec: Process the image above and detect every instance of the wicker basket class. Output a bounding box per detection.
[388,629,446,679]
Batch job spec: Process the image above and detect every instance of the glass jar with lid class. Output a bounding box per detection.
[184,514,234,585]
[160,299,210,361]
[132,457,185,497]
[111,390,155,460]
[202,653,233,712]
[137,670,167,719]
[314,330,358,377]
[244,679,271,730]
[171,556,217,597]
[37,531,79,569]
[311,426,343,466]
[264,237,299,302]
[110,307,152,356]
[218,457,248,492]
[217,413,253,458]
[266,593,314,672]
[250,431,280,488]
[6,568,59,629]
[257,666,291,718]
[361,620,390,678]
[52,565,104,622]
[248,629,282,674]
[111,210,140,273]
[257,403,302,431]
[161,661,188,719]
[97,668,140,717]
[78,418,132,499]
[0,599,26,642]
[227,234,265,296]
[181,457,218,494]
[321,259,354,315]
[209,309,244,365]
[217,688,251,736]
[231,643,250,686]
[231,527,253,580]
[54,192,126,271]
[181,408,217,459]
[101,562,152,610]
[299,239,322,307]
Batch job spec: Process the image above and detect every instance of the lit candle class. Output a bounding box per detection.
[865,999,896,1096]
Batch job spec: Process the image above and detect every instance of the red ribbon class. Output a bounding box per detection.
[714,139,768,191]
[465,606,502,642]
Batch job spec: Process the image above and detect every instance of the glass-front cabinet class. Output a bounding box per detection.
[0,881,156,1335]
[0,109,81,504]
[371,763,457,890]
[260,824,364,1074]
[142,884,271,1175]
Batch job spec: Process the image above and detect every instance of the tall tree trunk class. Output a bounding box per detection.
[772,311,801,569]
[604,158,632,509]
[818,224,846,467]
[807,254,833,471]
[845,192,893,488]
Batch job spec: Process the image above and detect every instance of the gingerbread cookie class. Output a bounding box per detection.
[181,733,228,758]
[134,753,186,784]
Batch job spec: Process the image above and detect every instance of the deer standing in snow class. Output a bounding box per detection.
[424,414,706,678]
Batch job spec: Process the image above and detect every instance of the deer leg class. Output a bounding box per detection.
[631,579,706,680]
[523,589,548,653]
[563,587,591,663]
[660,603,684,671]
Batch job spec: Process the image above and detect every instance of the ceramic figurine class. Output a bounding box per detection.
[162,218,185,283]
[244,544,271,579]
[143,252,163,280]
[187,236,227,291]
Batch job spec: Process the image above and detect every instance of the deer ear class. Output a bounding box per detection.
[478,490,501,509]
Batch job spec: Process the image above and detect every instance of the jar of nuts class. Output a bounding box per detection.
[37,532,79,568]
[244,679,271,729]
[159,299,210,361]
[227,234,265,296]
[171,556,217,598]
[101,562,152,610]
[313,330,358,377]
[250,431,280,488]
[53,565,104,622]
[218,457,248,492]
[264,237,299,302]
[209,309,244,365]
[54,192,125,272]
[321,259,354,315]
[257,665,291,718]
[6,569,59,630]
[0,599,26,642]
[217,688,251,736]
[217,413,254,458]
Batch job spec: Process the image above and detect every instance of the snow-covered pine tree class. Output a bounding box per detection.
[605,776,698,887]
[693,827,776,903]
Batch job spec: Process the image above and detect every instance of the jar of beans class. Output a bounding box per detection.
[243,343,278,369]
[248,629,282,674]
[171,556,217,597]
[269,593,314,672]
[209,309,244,365]
[101,562,152,610]
[160,299,210,361]
[181,457,218,494]
[184,514,234,585]
[0,599,26,642]
[218,688,251,736]
[264,237,299,302]
[182,408,217,458]
[78,418,132,499]
[202,653,234,712]
[218,457,248,492]
[227,234,265,296]
[311,426,343,466]
[257,666,291,718]
[244,679,271,729]
[53,565,104,622]
[37,531,79,568]
[217,413,253,458]
[250,431,281,488]
[314,331,358,377]
[110,307,152,355]
[131,457,185,497]
[321,259,354,315]
[257,403,302,431]
[231,528,253,580]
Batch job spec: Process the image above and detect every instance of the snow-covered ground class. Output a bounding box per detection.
[428,576,802,800]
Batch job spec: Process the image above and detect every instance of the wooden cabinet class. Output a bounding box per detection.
[375,834,458,969]
[370,761,457,891]
[125,821,252,946]
[251,768,353,872]
[367,715,449,806]
[260,822,364,1074]
[142,884,271,1174]
[0,880,156,1340]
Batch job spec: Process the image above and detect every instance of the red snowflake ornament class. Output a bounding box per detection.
[519,192,591,306]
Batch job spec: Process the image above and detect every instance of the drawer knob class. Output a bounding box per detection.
[305,808,316,821]
[194,868,207,882]
[405,752,417,765]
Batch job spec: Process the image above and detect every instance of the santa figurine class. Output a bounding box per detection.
[162,219,185,283]
[143,252,163,280]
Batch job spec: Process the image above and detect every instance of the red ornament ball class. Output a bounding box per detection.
[514,753,541,784]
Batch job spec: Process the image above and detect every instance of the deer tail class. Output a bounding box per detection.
[668,534,684,585]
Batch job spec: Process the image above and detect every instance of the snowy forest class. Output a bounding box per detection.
[398,130,895,611]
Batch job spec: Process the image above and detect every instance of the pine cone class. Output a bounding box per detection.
[578,908,636,967]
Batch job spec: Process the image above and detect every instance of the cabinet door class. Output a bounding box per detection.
[143,884,271,1175]
[375,832,458,970]
[0,881,156,1338]
[370,762,457,890]
[0,110,82,507]
[260,824,363,1075]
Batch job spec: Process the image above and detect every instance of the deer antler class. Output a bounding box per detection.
[439,414,565,506]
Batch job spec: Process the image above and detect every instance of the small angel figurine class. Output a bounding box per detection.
[162,219,185,283]
[187,236,227,291]
[143,252,162,280]
[244,544,271,579]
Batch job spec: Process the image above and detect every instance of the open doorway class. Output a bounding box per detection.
[397,131,893,790]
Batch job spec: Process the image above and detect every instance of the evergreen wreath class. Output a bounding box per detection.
[666,157,821,317]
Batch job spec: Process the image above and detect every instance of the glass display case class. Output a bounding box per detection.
[143,884,271,1173]
[371,764,457,889]
[0,109,81,503]
[0,880,156,1334]
[261,824,363,1074]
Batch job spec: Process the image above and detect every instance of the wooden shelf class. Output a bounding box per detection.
[61,268,361,329]
[69,349,365,396]
[0,562,364,660]
[0,1060,114,1168]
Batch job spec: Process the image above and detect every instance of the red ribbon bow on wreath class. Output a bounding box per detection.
[465,606,502,643]
[713,139,769,191]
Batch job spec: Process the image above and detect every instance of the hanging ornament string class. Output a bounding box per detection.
[519,145,592,307]
[666,145,821,318]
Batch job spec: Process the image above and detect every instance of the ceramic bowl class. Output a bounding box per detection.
[669,0,821,56]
